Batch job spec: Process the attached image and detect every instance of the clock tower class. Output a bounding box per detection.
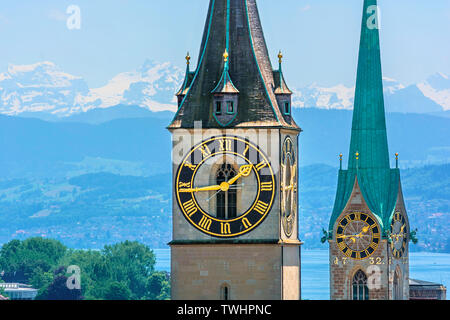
[168,0,302,300]
[327,0,410,300]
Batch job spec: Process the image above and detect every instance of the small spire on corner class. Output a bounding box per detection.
[278,50,283,64]
[185,52,191,66]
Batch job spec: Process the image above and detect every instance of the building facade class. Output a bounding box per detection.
[168,0,302,300]
[327,0,411,300]
[0,283,38,300]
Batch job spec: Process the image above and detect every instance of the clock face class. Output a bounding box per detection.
[281,136,297,237]
[335,212,380,260]
[390,211,408,259]
[175,136,276,238]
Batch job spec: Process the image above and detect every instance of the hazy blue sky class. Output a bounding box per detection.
[0,0,449,88]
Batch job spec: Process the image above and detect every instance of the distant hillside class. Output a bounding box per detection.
[1,108,449,180]
[0,164,447,252]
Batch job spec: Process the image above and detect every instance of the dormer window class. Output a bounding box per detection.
[216,101,223,115]
[211,50,240,127]
[227,101,234,114]
[284,102,291,115]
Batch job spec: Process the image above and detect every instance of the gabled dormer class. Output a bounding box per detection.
[273,51,293,121]
[211,50,239,127]
[175,53,195,108]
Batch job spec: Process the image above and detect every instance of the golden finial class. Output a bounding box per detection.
[395,152,399,168]
[278,50,283,64]
[339,153,343,170]
[355,152,360,160]
[223,49,229,63]
[185,52,191,65]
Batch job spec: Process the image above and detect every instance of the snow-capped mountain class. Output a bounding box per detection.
[417,73,450,110]
[0,60,183,118]
[0,60,448,118]
[0,62,89,116]
[77,60,183,113]
[292,75,447,114]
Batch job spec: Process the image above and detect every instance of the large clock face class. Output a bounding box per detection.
[390,211,408,259]
[281,136,297,237]
[335,212,381,260]
[175,136,276,238]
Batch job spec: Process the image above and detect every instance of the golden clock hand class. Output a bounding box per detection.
[179,185,222,193]
[227,164,253,186]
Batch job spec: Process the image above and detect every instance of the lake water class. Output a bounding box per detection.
[153,249,450,300]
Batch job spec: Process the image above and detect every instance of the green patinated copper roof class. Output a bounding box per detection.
[329,0,401,233]
[169,0,299,130]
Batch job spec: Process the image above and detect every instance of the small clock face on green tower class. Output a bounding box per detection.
[390,211,408,259]
[281,136,297,237]
[175,136,276,238]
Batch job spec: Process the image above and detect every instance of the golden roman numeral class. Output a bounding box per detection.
[260,182,273,192]
[255,161,267,172]
[370,242,378,250]
[182,199,197,217]
[184,161,197,171]
[242,217,252,229]
[221,223,231,234]
[354,212,361,220]
[219,139,232,152]
[254,200,269,215]
[178,182,191,188]
[242,145,250,157]
[199,144,211,157]
[199,215,212,231]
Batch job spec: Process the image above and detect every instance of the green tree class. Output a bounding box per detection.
[0,237,67,284]
[103,281,132,300]
[147,271,170,300]
[101,241,156,300]
[37,266,83,300]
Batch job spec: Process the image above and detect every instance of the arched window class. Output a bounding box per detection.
[221,284,230,300]
[216,164,237,219]
[352,270,369,300]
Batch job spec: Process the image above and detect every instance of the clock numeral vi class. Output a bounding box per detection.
[199,216,212,231]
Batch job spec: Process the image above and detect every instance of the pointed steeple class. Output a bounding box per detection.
[348,0,389,171]
[169,0,300,130]
[273,51,292,95]
[176,52,195,107]
[329,0,400,233]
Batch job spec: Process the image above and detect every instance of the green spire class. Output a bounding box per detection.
[329,0,400,234]
[348,0,390,171]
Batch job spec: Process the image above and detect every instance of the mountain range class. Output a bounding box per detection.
[1,61,450,120]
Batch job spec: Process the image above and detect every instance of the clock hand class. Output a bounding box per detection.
[179,185,222,193]
[227,164,253,186]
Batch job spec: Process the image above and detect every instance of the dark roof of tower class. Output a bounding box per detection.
[329,0,401,233]
[169,0,300,130]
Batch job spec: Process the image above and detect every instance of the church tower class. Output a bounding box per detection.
[328,0,410,300]
[168,0,302,300]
